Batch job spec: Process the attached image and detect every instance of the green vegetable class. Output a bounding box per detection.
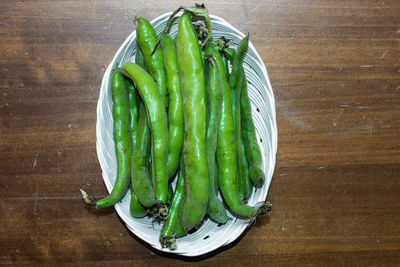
[204,45,229,224]
[223,46,254,199]
[129,183,147,218]
[122,62,169,204]
[136,18,168,108]
[130,103,159,207]
[80,69,131,207]
[135,46,146,70]
[127,80,139,147]
[128,46,147,215]
[227,36,251,200]
[213,43,267,218]
[225,38,265,187]
[239,116,252,202]
[221,56,230,80]
[223,47,236,63]
[234,71,251,202]
[177,12,209,232]
[167,182,173,205]
[175,157,185,238]
[239,67,265,188]
[160,34,184,178]
[160,167,185,249]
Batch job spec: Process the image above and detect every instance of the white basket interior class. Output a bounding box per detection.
[96,12,277,257]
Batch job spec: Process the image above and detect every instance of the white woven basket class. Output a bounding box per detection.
[96,12,277,257]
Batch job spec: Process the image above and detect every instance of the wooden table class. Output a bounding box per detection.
[1,0,399,265]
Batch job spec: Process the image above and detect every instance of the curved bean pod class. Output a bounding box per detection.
[81,69,131,207]
[228,34,249,91]
[130,103,159,207]
[122,62,169,204]
[212,44,267,217]
[136,18,168,108]
[129,183,147,217]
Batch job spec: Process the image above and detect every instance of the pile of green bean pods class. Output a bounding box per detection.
[80,4,271,250]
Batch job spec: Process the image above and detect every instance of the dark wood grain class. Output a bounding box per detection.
[1,0,399,265]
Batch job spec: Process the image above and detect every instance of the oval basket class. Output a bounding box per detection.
[96,12,277,257]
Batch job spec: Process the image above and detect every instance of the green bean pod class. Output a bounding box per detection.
[127,76,146,215]
[227,37,250,197]
[177,12,209,232]
[167,182,173,205]
[127,80,139,145]
[234,71,252,202]
[240,121,253,202]
[80,69,131,207]
[129,44,147,215]
[181,6,212,47]
[159,167,185,249]
[228,36,264,187]
[200,49,208,84]
[223,47,253,198]
[204,45,229,224]
[212,44,267,218]
[129,183,147,217]
[233,70,246,202]
[160,34,184,178]
[174,158,185,238]
[135,46,146,70]
[213,38,230,79]
[175,199,185,238]
[240,66,265,187]
[136,18,168,108]
[228,34,249,90]
[227,40,248,201]
[221,55,230,80]
[130,103,159,207]
[122,62,169,204]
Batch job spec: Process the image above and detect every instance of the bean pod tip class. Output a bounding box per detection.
[80,188,96,206]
